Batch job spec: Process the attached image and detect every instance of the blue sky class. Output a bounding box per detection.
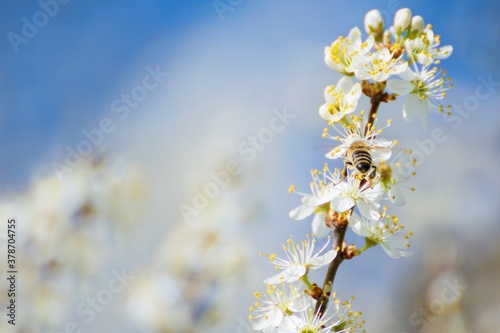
[1,0,499,189]
[0,1,212,187]
[1,1,500,331]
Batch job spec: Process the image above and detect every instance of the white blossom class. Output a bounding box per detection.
[378,150,416,206]
[324,115,393,162]
[324,27,374,76]
[330,176,383,220]
[263,236,336,284]
[394,8,412,34]
[410,15,425,37]
[319,77,362,123]
[387,65,452,127]
[289,167,341,238]
[349,47,408,82]
[350,211,413,259]
[364,9,384,38]
[250,282,309,332]
[280,307,340,333]
[280,295,362,333]
[404,27,453,65]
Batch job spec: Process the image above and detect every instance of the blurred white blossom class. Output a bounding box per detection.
[0,156,147,332]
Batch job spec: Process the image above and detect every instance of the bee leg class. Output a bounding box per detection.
[342,161,352,178]
[369,166,377,179]
[368,166,377,188]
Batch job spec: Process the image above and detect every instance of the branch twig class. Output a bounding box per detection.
[315,92,385,316]
[365,92,384,136]
[314,221,348,316]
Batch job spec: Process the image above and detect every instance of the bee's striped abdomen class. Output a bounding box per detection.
[351,149,372,173]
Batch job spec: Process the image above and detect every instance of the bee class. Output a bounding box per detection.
[342,140,377,180]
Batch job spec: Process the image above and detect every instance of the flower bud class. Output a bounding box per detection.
[364,9,384,40]
[409,15,424,38]
[344,244,357,260]
[394,8,412,34]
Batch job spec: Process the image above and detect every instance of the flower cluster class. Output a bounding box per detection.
[250,236,365,332]
[249,280,364,333]
[250,8,452,332]
[0,156,147,332]
[126,149,253,333]
[324,8,453,127]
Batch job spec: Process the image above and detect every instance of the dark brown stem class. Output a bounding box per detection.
[314,221,348,316]
[365,93,384,136]
[315,96,385,317]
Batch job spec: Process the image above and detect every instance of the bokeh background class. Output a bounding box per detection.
[1,0,499,332]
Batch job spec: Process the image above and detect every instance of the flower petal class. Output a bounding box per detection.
[303,190,334,206]
[388,186,406,206]
[357,199,381,220]
[402,94,424,121]
[331,195,355,213]
[387,78,414,95]
[435,45,453,60]
[380,240,413,259]
[308,250,336,268]
[336,76,354,93]
[252,308,284,330]
[311,214,331,238]
[289,204,315,220]
[263,265,306,284]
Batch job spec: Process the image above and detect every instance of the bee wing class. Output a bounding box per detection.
[371,138,395,162]
[372,147,392,162]
[325,145,347,159]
